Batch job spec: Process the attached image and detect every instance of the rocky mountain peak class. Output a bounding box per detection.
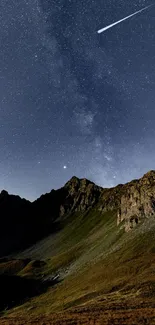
[64,176,80,193]
[60,176,102,217]
[0,190,9,197]
[142,170,155,178]
[140,170,155,185]
[64,176,100,195]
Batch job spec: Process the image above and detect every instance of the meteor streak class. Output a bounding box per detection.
[97,4,153,34]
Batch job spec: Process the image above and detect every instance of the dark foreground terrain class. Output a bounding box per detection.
[1,296,155,324]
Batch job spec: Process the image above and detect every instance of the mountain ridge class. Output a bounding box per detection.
[0,170,155,257]
[1,169,155,203]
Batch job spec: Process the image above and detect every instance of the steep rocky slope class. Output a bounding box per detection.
[60,176,102,216]
[117,170,155,231]
[34,170,155,233]
[33,176,102,220]
[60,170,155,233]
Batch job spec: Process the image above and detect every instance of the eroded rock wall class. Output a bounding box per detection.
[117,171,155,231]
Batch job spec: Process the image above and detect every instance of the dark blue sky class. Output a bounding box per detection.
[0,0,155,200]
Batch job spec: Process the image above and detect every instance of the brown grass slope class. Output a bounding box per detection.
[2,212,155,324]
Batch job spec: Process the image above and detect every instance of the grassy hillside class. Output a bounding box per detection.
[1,208,154,324]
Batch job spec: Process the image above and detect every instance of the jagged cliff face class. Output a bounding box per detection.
[62,171,155,232]
[117,171,155,231]
[59,171,155,232]
[59,176,102,217]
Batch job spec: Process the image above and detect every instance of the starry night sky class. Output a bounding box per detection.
[0,0,155,200]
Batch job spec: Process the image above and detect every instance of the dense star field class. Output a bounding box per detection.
[0,0,155,200]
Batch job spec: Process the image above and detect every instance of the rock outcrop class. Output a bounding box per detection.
[60,176,102,216]
[117,171,155,231]
[59,171,155,232]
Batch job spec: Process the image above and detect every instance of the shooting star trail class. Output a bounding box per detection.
[97,4,153,34]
